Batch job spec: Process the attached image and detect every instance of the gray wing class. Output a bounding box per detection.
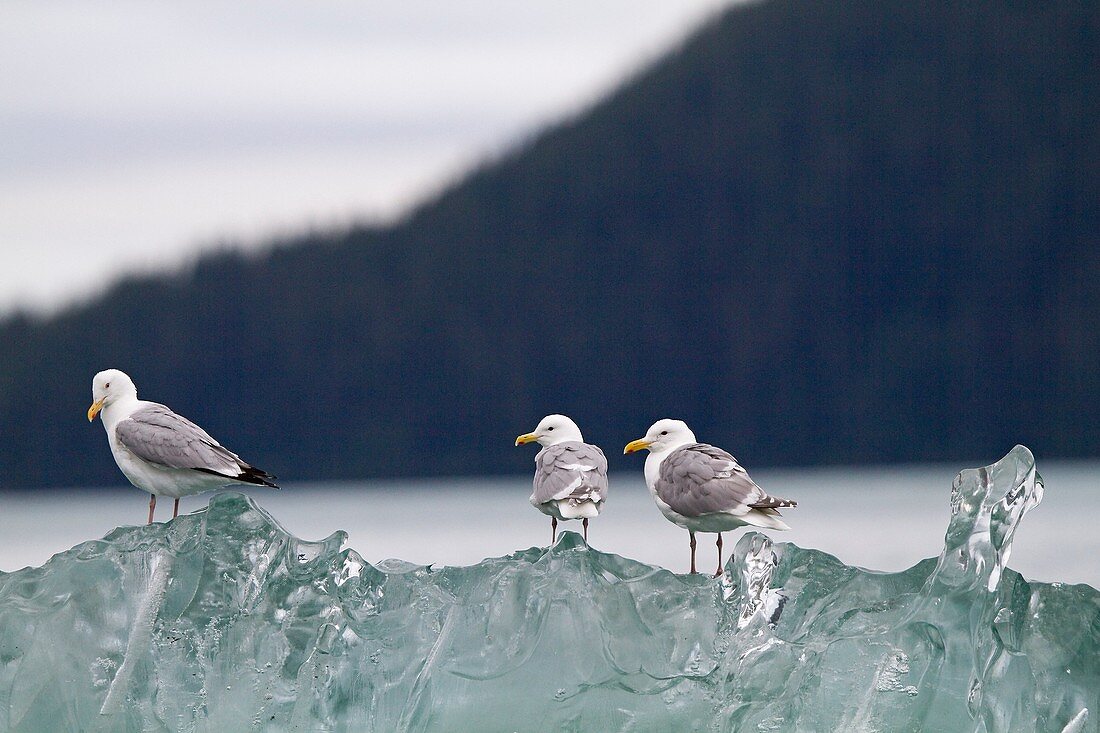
[656,443,795,517]
[532,441,609,505]
[115,404,276,486]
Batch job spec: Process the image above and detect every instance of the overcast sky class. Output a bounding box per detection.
[0,1,733,314]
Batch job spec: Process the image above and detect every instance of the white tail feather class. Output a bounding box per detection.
[556,499,600,519]
[741,508,791,531]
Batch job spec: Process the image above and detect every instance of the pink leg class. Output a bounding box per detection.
[551,517,558,545]
[173,498,180,518]
[147,494,156,525]
[582,518,589,543]
[714,533,724,577]
[689,531,697,574]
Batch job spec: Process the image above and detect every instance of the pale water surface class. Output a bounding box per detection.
[2,461,1097,586]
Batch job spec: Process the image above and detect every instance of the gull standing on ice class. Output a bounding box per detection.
[624,419,796,576]
[515,414,608,544]
[87,369,278,524]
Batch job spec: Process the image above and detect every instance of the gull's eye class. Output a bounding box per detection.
[105,383,110,389]
[547,426,554,431]
[660,430,667,435]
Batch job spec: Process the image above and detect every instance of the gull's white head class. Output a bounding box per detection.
[515,414,584,447]
[88,369,138,421]
[623,418,697,455]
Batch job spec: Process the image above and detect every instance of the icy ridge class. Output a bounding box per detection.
[0,446,1096,732]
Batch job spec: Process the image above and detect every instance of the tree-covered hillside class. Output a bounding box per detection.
[2,0,1097,489]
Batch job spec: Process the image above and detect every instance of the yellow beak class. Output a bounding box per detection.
[623,438,652,454]
[87,398,105,422]
[515,432,538,446]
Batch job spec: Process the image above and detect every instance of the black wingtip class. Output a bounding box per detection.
[752,497,798,510]
[193,465,279,488]
[240,465,279,489]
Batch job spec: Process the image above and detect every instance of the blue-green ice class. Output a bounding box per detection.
[0,446,1095,732]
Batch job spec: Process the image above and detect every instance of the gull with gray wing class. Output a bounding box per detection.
[515,414,608,543]
[625,419,796,576]
[88,369,277,523]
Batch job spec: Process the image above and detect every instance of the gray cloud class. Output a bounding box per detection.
[0,0,730,312]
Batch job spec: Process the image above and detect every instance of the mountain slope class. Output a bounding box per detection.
[2,0,1097,489]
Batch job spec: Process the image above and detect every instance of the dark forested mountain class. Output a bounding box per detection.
[2,0,1097,489]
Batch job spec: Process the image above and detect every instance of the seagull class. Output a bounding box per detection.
[624,419,796,576]
[87,369,278,524]
[515,414,608,544]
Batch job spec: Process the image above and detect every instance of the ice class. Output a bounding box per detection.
[0,446,1096,732]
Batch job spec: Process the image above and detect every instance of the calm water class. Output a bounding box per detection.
[2,461,1097,587]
